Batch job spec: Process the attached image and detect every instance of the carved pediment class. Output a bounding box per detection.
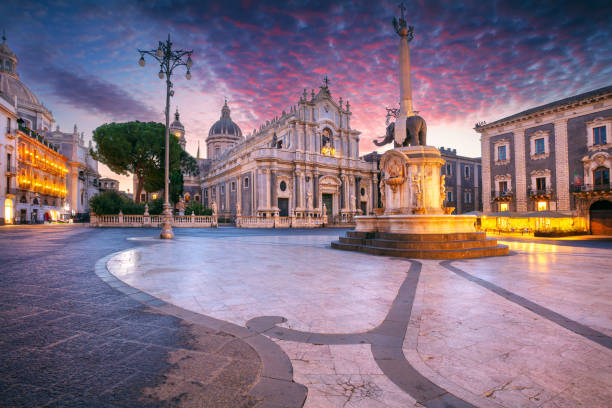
[530,169,551,177]
[494,173,512,182]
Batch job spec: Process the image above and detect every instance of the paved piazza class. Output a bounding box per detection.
[1,226,611,407]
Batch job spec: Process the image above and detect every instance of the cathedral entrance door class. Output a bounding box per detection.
[278,198,289,217]
[322,194,333,218]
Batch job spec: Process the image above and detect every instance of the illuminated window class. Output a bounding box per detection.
[185,193,190,202]
[500,202,509,212]
[593,126,607,145]
[537,201,547,211]
[152,193,158,200]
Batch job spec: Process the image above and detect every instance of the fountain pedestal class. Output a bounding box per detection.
[332,146,508,259]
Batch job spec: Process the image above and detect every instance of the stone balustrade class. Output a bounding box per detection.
[236,215,327,228]
[90,214,217,228]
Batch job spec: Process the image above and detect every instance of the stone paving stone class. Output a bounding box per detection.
[2,384,62,407]
[0,226,263,407]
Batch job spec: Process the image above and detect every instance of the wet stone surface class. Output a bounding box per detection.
[0,226,262,408]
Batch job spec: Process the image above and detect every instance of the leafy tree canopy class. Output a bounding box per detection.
[91,121,199,203]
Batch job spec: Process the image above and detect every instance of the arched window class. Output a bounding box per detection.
[593,166,610,188]
[20,196,27,203]
[33,197,39,205]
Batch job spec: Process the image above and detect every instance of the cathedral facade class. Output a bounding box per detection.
[199,83,378,222]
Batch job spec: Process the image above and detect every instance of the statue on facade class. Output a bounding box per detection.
[211,201,217,216]
[236,202,241,216]
[144,203,149,216]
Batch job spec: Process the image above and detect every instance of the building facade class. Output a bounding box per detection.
[0,92,18,224]
[201,83,378,221]
[439,147,482,213]
[46,125,100,217]
[15,125,68,223]
[99,177,119,192]
[0,34,99,221]
[476,85,612,234]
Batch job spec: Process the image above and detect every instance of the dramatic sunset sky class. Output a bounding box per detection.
[2,0,611,191]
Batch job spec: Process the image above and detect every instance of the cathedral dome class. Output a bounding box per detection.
[0,33,41,107]
[0,74,41,106]
[207,100,242,139]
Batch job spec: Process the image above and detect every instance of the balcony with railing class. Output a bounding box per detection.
[491,190,514,201]
[6,126,16,139]
[528,188,554,199]
[571,183,612,195]
[5,165,16,175]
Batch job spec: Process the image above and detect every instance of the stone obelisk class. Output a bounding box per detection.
[393,3,415,145]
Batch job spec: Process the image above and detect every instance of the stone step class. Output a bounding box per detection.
[366,237,499,250]
[346,231,487,242]
[331,241,509,260]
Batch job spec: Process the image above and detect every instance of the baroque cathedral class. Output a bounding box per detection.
[171,80,378,221]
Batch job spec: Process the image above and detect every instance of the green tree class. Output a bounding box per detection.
[144,149,198,203]
[185,201,212,216]
[91,121,166,203]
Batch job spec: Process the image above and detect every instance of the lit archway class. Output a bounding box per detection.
[589,200,612,235]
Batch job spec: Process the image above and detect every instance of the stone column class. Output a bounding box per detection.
[295,170,302,209]
[225,181,230,213]
[236,175,242,215]
[515,130,527,211]
[301,172,306,209]
[355,176,360,211]
[270,170,276,209]
[455,159,462,213]
[371,176,378,211]
[554,118,570,211]
[313,172,319,209]
[394,11,414,146]
[70,166,78,214]
[481,133,492,212]
[266,169,271,209]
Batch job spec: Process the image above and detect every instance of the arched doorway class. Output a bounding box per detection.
[589,200,612,235]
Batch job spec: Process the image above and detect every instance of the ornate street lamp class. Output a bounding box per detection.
[138,34,193,239]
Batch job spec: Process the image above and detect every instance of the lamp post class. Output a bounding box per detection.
[138,34,193,239]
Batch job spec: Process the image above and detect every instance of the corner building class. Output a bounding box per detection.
[201,83,378,221]
[477,85,612,234]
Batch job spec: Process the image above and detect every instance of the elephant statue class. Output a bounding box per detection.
[374,115,427,147]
